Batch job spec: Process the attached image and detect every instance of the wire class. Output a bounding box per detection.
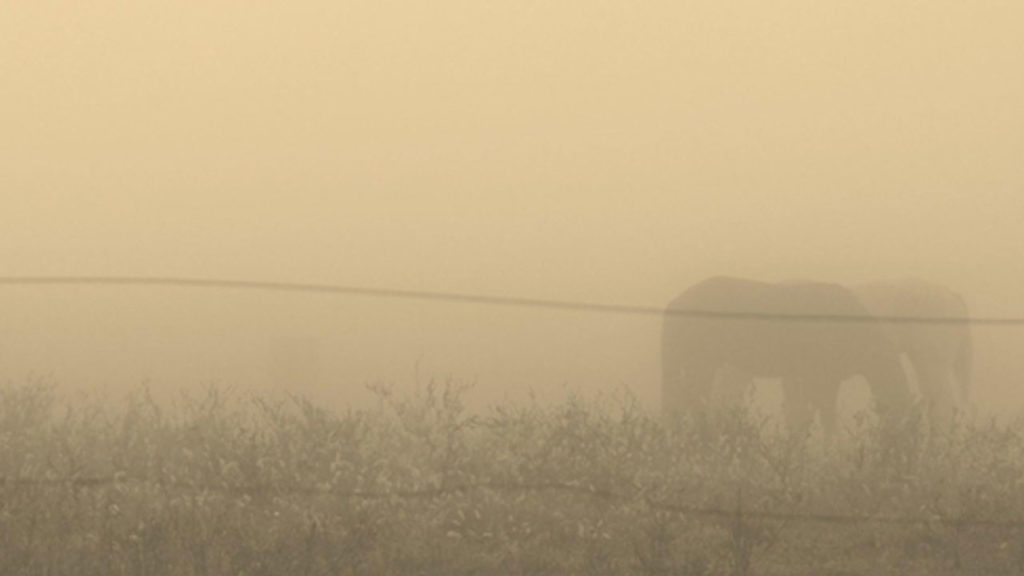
[5,474,1023,528]
[1,275,1022,326]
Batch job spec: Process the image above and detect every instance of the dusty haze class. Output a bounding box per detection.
[2,2,1022,415]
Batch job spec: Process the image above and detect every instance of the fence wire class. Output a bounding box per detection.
[4,474,1023,529]
[2,275,1024,325]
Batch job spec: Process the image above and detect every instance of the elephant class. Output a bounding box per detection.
[852,279,972,427]
[660,277,912,437]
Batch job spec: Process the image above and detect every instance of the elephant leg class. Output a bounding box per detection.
[664,362,716,421]
[782,379,814,438]
[916,362,956,433]
[814,383,840,441]
[687,363,717,412]
[714,365,751,411]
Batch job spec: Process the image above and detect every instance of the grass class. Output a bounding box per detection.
[0,377,1022,575]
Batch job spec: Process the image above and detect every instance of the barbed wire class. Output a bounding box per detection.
[2,275,1022,326]
[4,474,1022,529]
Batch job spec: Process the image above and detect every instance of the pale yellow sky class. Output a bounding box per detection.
[2,2,1022,411]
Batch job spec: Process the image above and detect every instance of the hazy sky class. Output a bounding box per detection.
[2,3,1023,411]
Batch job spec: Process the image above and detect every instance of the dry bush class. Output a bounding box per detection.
[0,378,1022,575]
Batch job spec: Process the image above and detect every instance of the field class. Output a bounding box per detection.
[1,378,1023,575]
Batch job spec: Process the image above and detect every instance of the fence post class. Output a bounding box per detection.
[731,486,752,576]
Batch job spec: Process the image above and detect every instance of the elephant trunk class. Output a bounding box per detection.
[660,312,686,421]
[954,324,973,405]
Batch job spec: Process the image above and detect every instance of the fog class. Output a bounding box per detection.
[2,2,1023,416]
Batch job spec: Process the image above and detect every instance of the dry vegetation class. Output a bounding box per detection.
[1,378,1023,575]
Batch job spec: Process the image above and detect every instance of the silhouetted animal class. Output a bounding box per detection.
[661,277,912,436]
[854,280,972,428]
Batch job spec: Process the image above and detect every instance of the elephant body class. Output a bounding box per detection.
[661,277,911,436]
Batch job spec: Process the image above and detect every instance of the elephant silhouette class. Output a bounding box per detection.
[661,277,912,437]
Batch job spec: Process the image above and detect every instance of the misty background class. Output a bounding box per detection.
[2,3,1022,416]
